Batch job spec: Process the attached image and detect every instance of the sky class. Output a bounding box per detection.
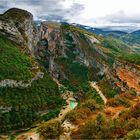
[1,0,140,32]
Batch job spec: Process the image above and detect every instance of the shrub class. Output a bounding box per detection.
[98,79,118,98]
[84,86,104,104]
[38,119,61,139]
[71,103,140,139]
[80,99,102,111]
[118,54,140,65]
[107,96,131,107]
[126,129,140,140]
[80,115,127,139]
[130,103,140,118]
[124,118,139,131]
[119,103,140,121]
[96,113,106,124]
[80,116,114,139]
[65,108,91,124]
[41,108,60,121]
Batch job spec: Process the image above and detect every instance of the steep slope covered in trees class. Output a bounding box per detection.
[0,8,64,134]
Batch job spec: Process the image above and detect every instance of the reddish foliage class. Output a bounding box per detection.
[120,92,135,100]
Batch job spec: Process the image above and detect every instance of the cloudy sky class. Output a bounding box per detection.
[1,0,140,31]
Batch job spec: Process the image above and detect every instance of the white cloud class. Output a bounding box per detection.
[1,0,140,31]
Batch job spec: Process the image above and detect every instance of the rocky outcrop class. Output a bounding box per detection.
[0,72,44,88]
[0,8,40,54]
[114,60,140,94]
[37,22,112,81]
[0,106,12,113]
[37,21,66,79]
[37,22,133,96]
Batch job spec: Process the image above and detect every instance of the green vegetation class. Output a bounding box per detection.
[57,24,91,92]
[0,35,32,80]
[56,57,89,92]
[102,38,120,53]
[125,129,140,140]
[101,37,131,54]
[101,37,131,62]
[98,79,118,98]
[41,108,60,121]
[121,34,140,46]
[38,119,61,139]
[100,37,140,65]
[61,23,140,66]
[80,116,120,139]
[83,84,104,104]
[118,54,140,65]
[1,10,140,139]
[0,72,64,133]
[63,60,89,82]
[61,23,101,59]
[61,23,95,36]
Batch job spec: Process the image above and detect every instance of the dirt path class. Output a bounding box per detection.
[90,81,107,104]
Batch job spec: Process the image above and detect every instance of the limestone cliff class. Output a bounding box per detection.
[1,8,139,96]
[37,22,140,95]
[36,21,66,79]
[0,8,40,54]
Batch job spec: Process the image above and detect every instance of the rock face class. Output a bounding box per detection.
[36,21,66,79]
[37,22,140,95]
[0,8,40,54]
[114,60,140,93]
[38,23,111,81]
[0,72,44,88]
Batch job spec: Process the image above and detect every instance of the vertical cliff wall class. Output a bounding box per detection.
[0,8,40,55]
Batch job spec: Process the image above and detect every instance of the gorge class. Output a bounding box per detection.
[0,8,140,140]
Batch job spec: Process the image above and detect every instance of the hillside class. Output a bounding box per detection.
[0,8,140,140]
[0,8,64,134]
[78,24,140,53]
[0,35,32,80]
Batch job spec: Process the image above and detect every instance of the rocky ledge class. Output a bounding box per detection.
[0,72,44,88]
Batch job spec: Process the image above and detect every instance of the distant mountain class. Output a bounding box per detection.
[75,24,127,37]
[75,24,140,48]
[119,30,140,46]
[131,30,140,35]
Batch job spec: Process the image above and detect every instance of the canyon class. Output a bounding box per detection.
[0,8,140,140]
